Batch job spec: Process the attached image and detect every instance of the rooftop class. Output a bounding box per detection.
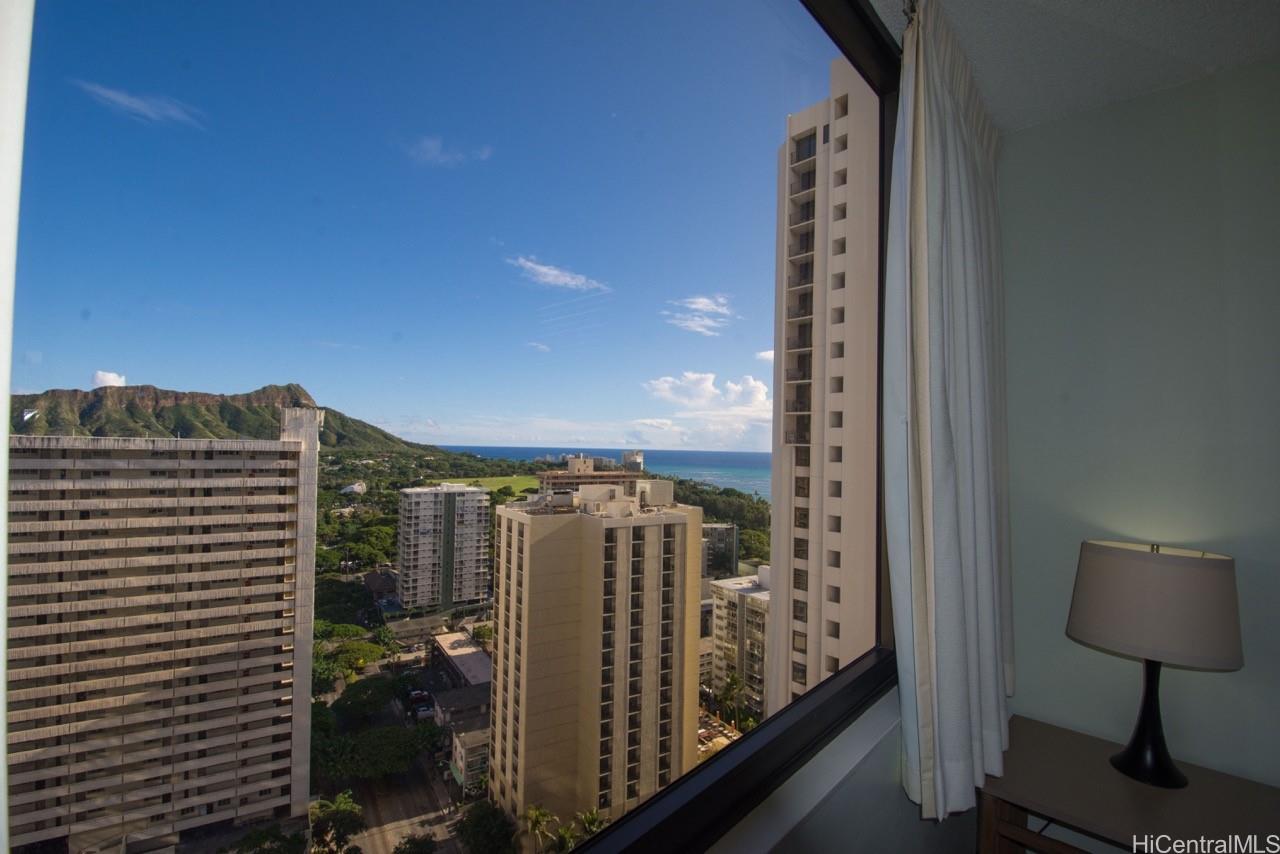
[432,631,492,685]
[454,722,490,749]
[711,574,771,603]
[501,481,685,519]
[401,482,489,495]
[432,682,491,713]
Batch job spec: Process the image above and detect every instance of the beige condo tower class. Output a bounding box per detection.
[768,57,880,716]
[488,481,701,826]
[5,409,321,852]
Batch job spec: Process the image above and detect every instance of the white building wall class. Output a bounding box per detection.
[768,58,880,716]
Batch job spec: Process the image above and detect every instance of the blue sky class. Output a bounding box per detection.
[14,1,838,451]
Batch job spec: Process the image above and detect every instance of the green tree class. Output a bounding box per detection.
[371,624,398,653]
[315,577,380,626]
[574,808,608,836]
[552,825,581,852]
[331,640,384,677]
[392,835,436,854]
[521,805,558,854]
[356,525,396,563]
[470,624,493,643]
[312,652,340,696]
[717,673,745,729]
[457,801,515,854]
[316,547,342,575]
[221,824,307,854]
[309,791,365,854]
[331,674,396,729]
[738,528,770,562]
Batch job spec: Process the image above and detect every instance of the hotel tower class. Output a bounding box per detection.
[768,57,880,715]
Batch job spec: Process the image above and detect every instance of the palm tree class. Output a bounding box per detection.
[553,825,581,852]
[574,808,608,836]
[520,804,557,853]
[717,672,745,728]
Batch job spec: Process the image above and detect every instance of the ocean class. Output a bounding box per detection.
[443,446,772,501]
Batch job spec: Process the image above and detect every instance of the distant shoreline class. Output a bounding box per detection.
[443,445,772,501]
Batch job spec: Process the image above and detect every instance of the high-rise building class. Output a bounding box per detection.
[768,57,880,716]
[397,484,490,612]
[621,450,645,472]
[488,481,701,823]
[710,568,771,721]
[5,409,322,852]
[701,522,739,577]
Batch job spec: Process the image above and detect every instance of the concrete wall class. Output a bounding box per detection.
[1001,58,1280,786]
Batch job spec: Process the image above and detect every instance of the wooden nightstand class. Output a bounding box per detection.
[979,715,1280,853]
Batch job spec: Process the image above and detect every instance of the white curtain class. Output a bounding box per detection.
[883,0,1013,819]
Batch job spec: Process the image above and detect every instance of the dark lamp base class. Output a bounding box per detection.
[1112,659,1188,789]
[1110,742,1188,789]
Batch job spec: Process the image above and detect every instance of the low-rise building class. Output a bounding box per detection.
[450,721,491,797]
[432,630,492,688]
[432,683,491,728]
[536,457,643,493]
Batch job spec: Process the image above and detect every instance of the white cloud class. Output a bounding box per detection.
[407,135,494,167]
[755,349,774,362]
[640,371,772,448]
[92,370,127,388]
[508,256,609,292]
[72,80,203,127]
[662,312,729,336]
[527,341,550,352]
[367,369,772,452]
[663,294,736,336]
[643,372,722,407]
[634,418,677,430]
[671,295,732,316]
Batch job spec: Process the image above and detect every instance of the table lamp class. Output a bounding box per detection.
[1066,540,1243,789]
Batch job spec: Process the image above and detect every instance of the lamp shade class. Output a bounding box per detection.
[1066,540,1243,671]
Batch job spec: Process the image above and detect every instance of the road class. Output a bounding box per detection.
[351,762,461,854]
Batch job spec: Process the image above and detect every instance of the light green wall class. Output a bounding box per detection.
[1000,58,1280,786]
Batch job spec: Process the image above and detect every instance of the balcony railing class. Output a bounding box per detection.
[787,305,813,320]
[785,337,811,351]
[787,275,814,289]
[788,240,814,258]
[791,135,817,163]
[789,173,817,195]
[788,209,815,226]
[784,432,811,445]
[784,368,811,382]
[784,399,811,413]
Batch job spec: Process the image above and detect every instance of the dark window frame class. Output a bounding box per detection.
[579,0,901,850]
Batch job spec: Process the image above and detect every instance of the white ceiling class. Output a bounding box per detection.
[867,0,1280,131]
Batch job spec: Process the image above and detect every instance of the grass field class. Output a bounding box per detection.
[425,474,539,493]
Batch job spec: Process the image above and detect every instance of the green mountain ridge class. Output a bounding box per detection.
[10,383,430,452]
